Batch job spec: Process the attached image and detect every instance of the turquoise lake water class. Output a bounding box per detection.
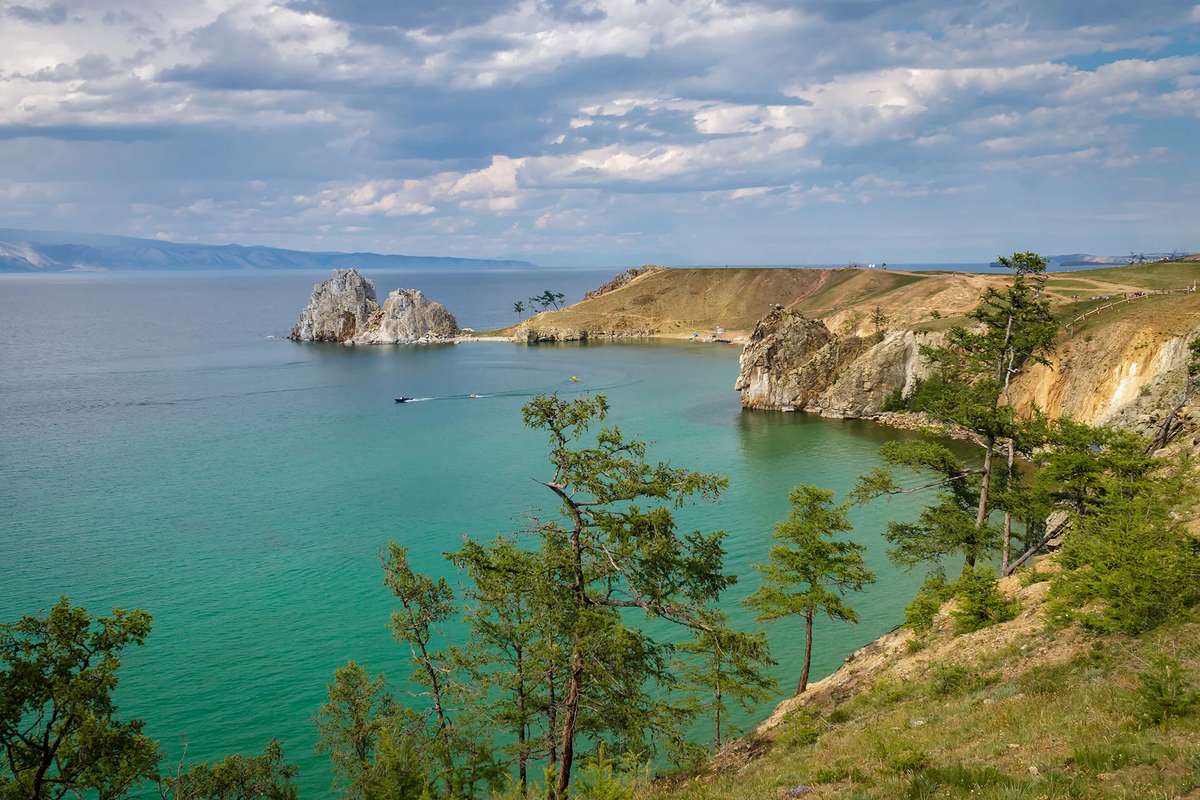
[0,269,955,795]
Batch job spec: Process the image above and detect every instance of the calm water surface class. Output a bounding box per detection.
[1,269,949,795]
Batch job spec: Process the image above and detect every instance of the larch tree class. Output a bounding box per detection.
[675,611,777,750]
[852,252,1058,575]
[0,598,161,800]
[520,392,735,799]
[1,598,299,800]
[744,485,875,695]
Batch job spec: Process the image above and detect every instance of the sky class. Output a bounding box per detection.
[1,0,1199,264]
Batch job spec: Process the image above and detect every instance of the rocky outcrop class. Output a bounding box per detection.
[736,309,840,410]
[735,308,939,415]
[582,265,663,301]
[354,289,459,344]
[288,269,459,344]
[289,269,379,342]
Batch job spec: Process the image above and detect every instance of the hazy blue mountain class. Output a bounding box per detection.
[0,228,538,272]
[1047,252,1177,266]
[501,251,695,268]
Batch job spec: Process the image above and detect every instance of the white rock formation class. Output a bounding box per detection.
[288,270,459,344]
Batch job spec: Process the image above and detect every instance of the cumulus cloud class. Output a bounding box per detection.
[0,0,1198,261]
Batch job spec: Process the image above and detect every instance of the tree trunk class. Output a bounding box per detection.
[555,515,587,800]
[1001,439,1014,573]
[555,647,584,800]
[517,660,527,794]
[547,670,557,770]
[714,686,722,749]
[797,613,814,695]
[969,436,995,570]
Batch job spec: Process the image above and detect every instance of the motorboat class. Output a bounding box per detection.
[395,397,413,403]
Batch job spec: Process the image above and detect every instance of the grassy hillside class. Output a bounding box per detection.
[511,260,1200,339]
[640,564,1200,800]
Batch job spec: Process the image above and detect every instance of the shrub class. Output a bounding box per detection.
[1049,459,1200,634]
[776,711,820,751]
[572,744,644,800]
[905,637,926,654]
[811,762,869,785]
[882,386,907,412]
[930,663,971,696]
[905,569,954,632]
[827,707,852,724]
[1137,654,1199,725]
[928,663,996,697]
[886,748,931,776]
[952,565,1019,634]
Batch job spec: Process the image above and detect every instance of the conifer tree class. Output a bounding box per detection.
[519,392,735,798]
[675,612,777,750]
[853,252,1058,576]
[744,485,875,695]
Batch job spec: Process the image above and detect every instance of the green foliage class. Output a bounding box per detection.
[528,291,566,313]
[951,565,1019,634]
[1017,662,1072,697]
[1,598,300,800]
[853,440,997,574]
[158,740,298,800]
[775,711,820,751]
[314,661,429,800]
[0,597,161,800]
[885,747,931,776]
[1137,654,1198,726]
[881,385,907,412]
[1068,742,1137,774]
[826,707,852,724]
[903,569,954,632]
[811,762,870,785]
[1048,450,1200,633]
[745,484,875,694]
[675,611,778,749]
[570,744,643,800]
[928,663,970,696]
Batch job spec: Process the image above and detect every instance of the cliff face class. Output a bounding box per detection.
[735,308,938,416]
[288,270,458,344]
[735,303,1200,449]
[1012,324,1195,425]
[289,269,379,342]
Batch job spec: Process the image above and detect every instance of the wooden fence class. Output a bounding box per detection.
[1065,284,1198,330]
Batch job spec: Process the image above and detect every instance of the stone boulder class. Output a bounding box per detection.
[354,289,460,344]
[288,269,379,342]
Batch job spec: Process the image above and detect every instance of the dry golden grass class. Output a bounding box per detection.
[514,261,1200,340]
[639,574,1200,800]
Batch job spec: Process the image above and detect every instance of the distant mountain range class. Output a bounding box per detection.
[0,228,537,272]
[1047,252,1181,266]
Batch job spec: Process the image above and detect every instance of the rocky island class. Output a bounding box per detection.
[288,268,459,344]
